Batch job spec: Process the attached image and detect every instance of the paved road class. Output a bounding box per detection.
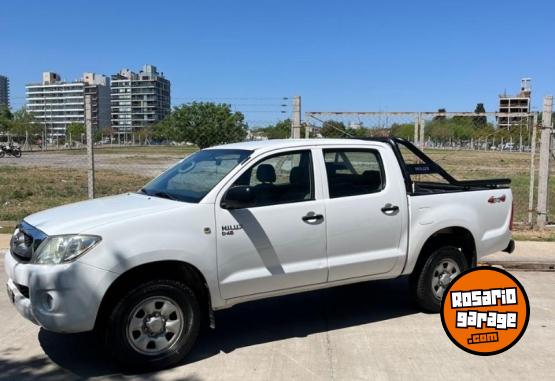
[0,256,553,381]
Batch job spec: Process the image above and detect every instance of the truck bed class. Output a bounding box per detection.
[413,180,510,195]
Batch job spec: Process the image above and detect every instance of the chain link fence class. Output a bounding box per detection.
[547,135,555,224]
[1,105,553,233]
[305,111,548,228]
[0,140,198,231]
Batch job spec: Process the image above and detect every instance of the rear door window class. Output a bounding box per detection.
[323,149,385,198]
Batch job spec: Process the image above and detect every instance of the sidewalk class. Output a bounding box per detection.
[0,234,553,270]
[479,241,555,271]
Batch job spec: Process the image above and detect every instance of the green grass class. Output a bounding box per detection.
[424,149,554,224]
[0,166,150,222]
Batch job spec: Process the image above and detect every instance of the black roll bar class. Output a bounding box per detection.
[354,137,511,193]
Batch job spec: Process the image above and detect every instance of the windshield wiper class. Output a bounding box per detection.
[138,188,178,201]
[151,191,179,201]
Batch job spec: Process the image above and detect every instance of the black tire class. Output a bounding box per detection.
[13,150,21,158]
[411,246,468,313]
[101,279,201,371]
[0,151,4,158]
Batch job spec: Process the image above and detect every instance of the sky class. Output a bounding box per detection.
[1,0,554,126]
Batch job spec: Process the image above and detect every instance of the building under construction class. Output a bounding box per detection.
[497,78,531,129]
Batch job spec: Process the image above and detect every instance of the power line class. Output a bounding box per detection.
[171,96,290,101]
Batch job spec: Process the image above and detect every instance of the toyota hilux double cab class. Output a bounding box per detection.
[5,138,514,370]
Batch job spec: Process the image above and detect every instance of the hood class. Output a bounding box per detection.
[24,193,187,235]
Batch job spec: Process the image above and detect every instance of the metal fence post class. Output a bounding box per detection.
[536,96,553,229]
[85,94,95,199]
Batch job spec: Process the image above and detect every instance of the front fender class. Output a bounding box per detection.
[76,204,224,308]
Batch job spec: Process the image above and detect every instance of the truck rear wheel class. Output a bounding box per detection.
[412,246,467,312]
[101,279,200,371]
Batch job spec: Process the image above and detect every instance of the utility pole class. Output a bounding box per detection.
[419,114,425,148]
[85,94,95,199]
[43,103,50,151]
[291,96,301,139]
[536,96,553,229]
[528,113,538,226]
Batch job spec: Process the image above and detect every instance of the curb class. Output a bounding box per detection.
[478,261,555,272]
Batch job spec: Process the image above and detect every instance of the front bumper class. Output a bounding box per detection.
[4,251,119,333]
[6,278,38,325]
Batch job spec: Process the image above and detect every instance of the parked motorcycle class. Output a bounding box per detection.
[0,143,22,158]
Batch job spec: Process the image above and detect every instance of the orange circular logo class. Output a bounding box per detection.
[440,267,529,355]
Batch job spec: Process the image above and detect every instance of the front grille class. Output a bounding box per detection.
[10,221,48,263]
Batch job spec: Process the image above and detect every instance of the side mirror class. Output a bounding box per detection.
[221,185,254,209]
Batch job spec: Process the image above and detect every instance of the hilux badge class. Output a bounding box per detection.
[221,224,243,236]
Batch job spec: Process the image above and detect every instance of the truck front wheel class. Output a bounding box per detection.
[412,246,467,312]
[102,279,201,371]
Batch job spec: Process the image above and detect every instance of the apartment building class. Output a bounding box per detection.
[0,75,9,109]
[110,64,171,137]
[26,72,110,138]
[497,78,531,129]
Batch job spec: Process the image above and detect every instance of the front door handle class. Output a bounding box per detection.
[302,212,324,222]
[381,203,399,215]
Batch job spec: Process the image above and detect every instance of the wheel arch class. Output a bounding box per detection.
[94,260,214,331]
[411,226,477,279]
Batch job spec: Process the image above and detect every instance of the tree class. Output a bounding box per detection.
[135,127,152,144]
[66,122,85,142]
[9,107,39,137]
[320,120,347,138]
[347,127,371,138]
[94,127,115,143]
[151,102,247,149]
[390,123,414,140]
[426,120,453,141]
[151,116,177,142]
[93,129,103,143]
[0,105,12,120]
[254,119,316,139]
[257,119,292,139]
[473,103,487,128]
[0,105,13,133]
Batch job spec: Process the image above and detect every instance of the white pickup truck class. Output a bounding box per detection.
[5,138,514,370]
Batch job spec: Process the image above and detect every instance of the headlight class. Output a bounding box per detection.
[32,235,101,265]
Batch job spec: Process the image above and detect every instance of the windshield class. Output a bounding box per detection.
[140,149,252,203]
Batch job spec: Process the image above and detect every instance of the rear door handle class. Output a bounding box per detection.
[302,213,324,222]
[381,204,399,215]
